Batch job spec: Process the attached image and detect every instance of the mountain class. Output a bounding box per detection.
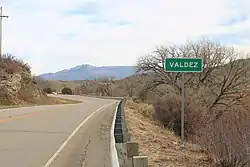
[39,64,137,81]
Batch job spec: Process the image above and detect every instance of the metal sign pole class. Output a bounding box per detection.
[180,72,185,148]
[165,57,203,149]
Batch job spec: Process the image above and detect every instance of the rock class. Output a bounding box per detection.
[0,54,46,105]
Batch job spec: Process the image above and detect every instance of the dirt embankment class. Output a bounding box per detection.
[125,100,212,167]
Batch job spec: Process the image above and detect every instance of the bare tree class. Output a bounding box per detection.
[79,82,89,94]
[137,39,249,119]
[73,81,90,95]
[124,78,135,97]
[96,77,114,96]
[208,57,249,120]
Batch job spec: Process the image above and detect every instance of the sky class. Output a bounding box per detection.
[2,0,250,75]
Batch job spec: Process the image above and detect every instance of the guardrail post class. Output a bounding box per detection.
[133,156,148,167]
[126,142,139,158]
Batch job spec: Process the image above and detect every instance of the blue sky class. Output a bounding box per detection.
[2,0,250,75]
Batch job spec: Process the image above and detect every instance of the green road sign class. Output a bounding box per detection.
[165,58,203,72]
[164,57,203,148]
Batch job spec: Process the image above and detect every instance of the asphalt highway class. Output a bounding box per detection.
[0,95,118,167]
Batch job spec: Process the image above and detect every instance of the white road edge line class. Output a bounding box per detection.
[43,101,117,167]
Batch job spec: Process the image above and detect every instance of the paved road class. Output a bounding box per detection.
[0,95,118,167]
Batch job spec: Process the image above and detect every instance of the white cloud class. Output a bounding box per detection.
[2,0,250,74]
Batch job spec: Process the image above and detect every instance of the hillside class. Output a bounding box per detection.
[39,64,137,81]
[0,54,45,105]
[0,54,79,106]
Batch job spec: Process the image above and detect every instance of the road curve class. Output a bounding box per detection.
[0,95,118,167]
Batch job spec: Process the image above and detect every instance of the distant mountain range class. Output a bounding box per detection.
[39,64,137,81]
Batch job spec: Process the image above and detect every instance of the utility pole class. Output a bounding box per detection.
[0,7,9,56]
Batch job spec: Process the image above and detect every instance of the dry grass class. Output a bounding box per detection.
[125,100,213,167]
[35,96,81,105]
[0,96,81,109]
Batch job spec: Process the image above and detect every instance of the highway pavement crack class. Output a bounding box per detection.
[80,136,91,167]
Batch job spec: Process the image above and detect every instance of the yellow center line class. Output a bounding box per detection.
[0,102,82,123]
[0,112,40,123]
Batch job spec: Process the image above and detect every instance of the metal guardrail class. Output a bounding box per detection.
[111,98,148,167]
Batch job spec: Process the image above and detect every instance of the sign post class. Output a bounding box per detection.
[165,58,203,148]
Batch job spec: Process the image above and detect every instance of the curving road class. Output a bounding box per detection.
[0,95,118,167]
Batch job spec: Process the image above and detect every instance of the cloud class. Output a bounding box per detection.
[2,0,250,74]
[65,1,101,15]
[220,15,247,26]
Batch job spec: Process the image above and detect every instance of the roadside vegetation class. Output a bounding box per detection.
[43,87,54,94]
[61,87,73,95]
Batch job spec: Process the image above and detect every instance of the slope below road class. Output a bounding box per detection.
[0,95,118,167]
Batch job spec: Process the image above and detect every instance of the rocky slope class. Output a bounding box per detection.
[0,54,45,105]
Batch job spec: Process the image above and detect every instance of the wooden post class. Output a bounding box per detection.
[133,156,148,167]
[126,142,139,158]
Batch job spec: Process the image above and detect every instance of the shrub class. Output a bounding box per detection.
[43,87,53,94]
[126,100,139,110]
[126,100,153,118]
[194,108,250,167]
[152,93,201,137]
[138,103,153,118]
[61,87,72,95]
[132,96,140,103]
[0,54,31,74]
[153,92,250,166]
[138,89,147,102]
